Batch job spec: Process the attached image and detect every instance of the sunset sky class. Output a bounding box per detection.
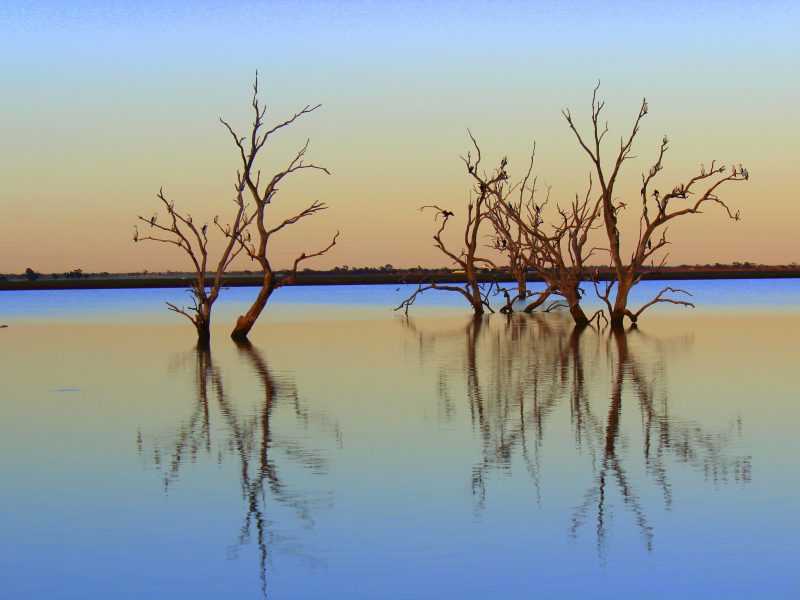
[1,0,798,272]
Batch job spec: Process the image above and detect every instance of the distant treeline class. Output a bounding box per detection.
[2,262,799,280]
[2,263,799,290]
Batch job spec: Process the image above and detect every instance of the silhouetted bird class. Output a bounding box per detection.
[150,214,157,226]
[743,168,749,180]
[201,224,208,235]
[442,210,454,218]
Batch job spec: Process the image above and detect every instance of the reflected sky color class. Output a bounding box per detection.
[1,279,800,328]
[1,288,798,597]
[1,1,798,272]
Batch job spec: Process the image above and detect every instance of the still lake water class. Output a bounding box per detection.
[1,281,798,598]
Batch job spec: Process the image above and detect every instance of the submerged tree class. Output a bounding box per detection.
[396,133,502,315]
[486,146,604,325]
[563,84,748,328]
[224,75,338,341]
[135,185,248,344]
[483,147,540,308]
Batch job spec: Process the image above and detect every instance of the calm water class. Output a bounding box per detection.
[1,281,798,598]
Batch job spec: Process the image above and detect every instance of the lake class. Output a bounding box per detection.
[1,280,798,598]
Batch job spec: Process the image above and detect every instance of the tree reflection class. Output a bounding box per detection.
[403,314,751,556]
[137,342,338,597]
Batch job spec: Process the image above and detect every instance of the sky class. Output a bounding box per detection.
[1,0,798,272]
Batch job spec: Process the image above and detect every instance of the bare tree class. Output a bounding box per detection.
[224,74,338,341]
[484,147,539,307]
[396,133,502,315]
[564,84,748,328]
[487,148,604,325]
[134,186,248,344]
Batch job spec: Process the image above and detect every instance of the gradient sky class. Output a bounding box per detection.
[1,0,798,272]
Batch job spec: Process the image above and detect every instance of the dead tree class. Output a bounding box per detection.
[485,146,603,325]
[224,74,338,341]
[564,84,748,328]
[134,187,248,344]
[485,148,536,305]
[483,145,551,312]
[396,133,501,315]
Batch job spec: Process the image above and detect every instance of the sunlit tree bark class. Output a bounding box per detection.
[396,133,501,315]
[134,185,248,345]
[223,74,338,341]
[487,152,604,325]
[563,84,748,328]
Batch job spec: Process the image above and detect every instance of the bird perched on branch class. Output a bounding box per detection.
[441,209,454,218]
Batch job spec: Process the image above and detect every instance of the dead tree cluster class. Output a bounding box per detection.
[400,84,748,328]
[135,73,336,343]
[136,78,748,341]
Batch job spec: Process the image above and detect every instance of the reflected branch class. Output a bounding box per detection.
[138,341,337,597]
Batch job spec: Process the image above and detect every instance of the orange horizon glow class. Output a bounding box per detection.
[1,1,798,273]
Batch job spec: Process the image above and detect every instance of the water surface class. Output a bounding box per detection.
[0,283,798,598]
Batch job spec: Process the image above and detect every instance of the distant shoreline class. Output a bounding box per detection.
[1,268,799,291]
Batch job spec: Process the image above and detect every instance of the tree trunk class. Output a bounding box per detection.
[563,286,589,327]
[515,273,527,302]
[568,300,590,327]
[231,282,276,341]
[523,287,552,313]
[610,278,633,329]
[470,297,485,315]
[467,271,484,315]
[195,318,211,347]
